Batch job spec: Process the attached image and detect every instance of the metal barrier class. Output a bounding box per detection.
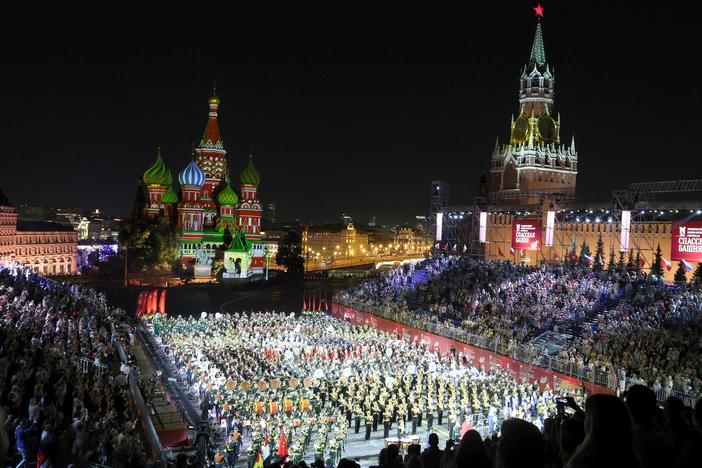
[335,298,699,404]
[111,323,168,467]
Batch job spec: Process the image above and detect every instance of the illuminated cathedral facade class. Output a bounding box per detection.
[140,93,264,278]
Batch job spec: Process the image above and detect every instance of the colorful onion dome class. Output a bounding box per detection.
[217,183,238,206]
[240,156,261,187]
[162,184,179,204]
[143,149,172,186]
[178,160,206,187]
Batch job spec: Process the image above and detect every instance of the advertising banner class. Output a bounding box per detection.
[512,219,542,251]
[671,221,702,262]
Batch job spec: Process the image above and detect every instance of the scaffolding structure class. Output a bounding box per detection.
[429,180,451,243]
[610,179,702,270]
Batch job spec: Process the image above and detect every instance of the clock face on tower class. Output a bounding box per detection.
[537,115,556,142]
[511,115,530,142]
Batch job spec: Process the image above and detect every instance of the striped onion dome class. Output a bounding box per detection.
[143,149,172,186]
[162,184,179,204]
[240,155,261,187]
[217,183,238,206]
[178,160,206,187]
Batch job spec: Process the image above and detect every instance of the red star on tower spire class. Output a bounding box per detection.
[534,4,544,17]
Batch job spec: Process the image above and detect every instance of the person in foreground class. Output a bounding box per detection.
[566,394,642,468]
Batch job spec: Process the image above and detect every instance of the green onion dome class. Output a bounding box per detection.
[143,149,172,186]
[217,183,238,206]
[240,156,261,187]
[162,184,179,204]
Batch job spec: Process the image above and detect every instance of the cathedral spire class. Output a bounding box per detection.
[200,90,224,150]
[530,20,547,67]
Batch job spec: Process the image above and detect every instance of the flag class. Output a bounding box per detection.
[681,259,694,272]
[463,244,468,252]
[661,257,672,271]
[452,244,457,252]
[253,449,264,468]
[583,255,595,265]
[443,243,449,252]
[498,247,505,257]
[278,428,289,458]
[509,246,516,255]
[262,434,270,459]
[158,289,167,314]
[434,242,440,249]
[568,251,578,262]
[136,291,146,317]
[551,250,559,260]
[639,256,646,267]
[302,291,307,311]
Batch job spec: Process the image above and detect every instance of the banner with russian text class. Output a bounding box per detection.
[512,219,542,251]
[671,221,702,262]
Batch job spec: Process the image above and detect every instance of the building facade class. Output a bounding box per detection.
[0,188,78,274]
[303,222,370,261]
[139,93,264,278]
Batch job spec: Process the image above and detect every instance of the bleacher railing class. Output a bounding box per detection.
[334,298,698,405]
[110,323,168,467]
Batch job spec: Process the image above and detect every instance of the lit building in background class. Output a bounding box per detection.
[394,226,432,254]
[266,203,277,224]
[0,187,78,275]
[303,222,370,262]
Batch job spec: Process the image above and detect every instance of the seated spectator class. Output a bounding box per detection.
[566,394,641,468]
[420,433,442,468]
[496,418,545,468]
[626,385,673,468]
[558,417,585,467]
[454,430,491,468]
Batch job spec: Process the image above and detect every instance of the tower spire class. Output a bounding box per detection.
[530,19,546,67]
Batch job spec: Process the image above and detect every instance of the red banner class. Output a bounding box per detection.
[512,219,542,251]
[331,303,614,396]
[671,221,702,262]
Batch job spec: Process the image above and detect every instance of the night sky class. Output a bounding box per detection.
[2,4,702,225]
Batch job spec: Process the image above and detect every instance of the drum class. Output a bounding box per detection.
[384,437,399,448]
[411,436,420,446]
[400,438,413,449]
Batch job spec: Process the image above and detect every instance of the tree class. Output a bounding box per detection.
[120,214,180,275]
[276,231,304,274]
[626,249,636,273]
[616,251,625,272]
[607,248,616,272]
[634,250,642,275]
[651,244,663,278]
[674,261,688,285]
[593,234,605,272]
[578,241,591,267]
[692,262,702,284]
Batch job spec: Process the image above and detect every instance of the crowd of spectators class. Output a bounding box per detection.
[0,264,151,467]
[337,257,702,397]
[557,279,702,397]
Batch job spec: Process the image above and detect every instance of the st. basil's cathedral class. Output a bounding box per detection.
[139,92,264,278]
